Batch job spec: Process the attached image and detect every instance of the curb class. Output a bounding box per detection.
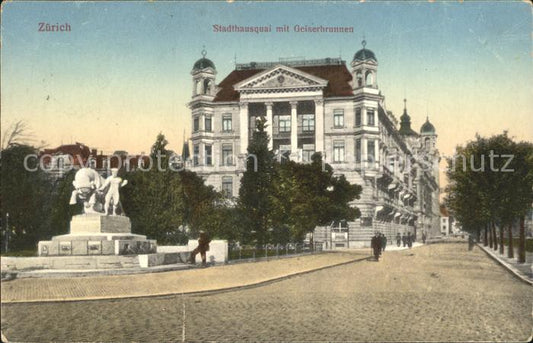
[1,255,370,305]
[477,243,532,286]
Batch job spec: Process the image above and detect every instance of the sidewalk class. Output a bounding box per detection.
[1,251,370,304]
[477,244,532,285]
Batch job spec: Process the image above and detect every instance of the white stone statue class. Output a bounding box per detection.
[99,168,128,216]
[69,167,105,214]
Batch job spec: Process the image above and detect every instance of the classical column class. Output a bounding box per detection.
[314,99,324,153]
[362,137,367,169]
[239,102,249,154]
[265,102,273,150]
[374,139,380,168]
[290,101,298,156]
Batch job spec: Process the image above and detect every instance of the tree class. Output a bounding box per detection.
[121,133,229,245]
[0,145,53,252]
[445,133,533,261]
[122,133,186,244]
[237,117,274,246]
[271,153,362,242]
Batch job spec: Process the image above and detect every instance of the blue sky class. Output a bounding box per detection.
[1,1,531,156]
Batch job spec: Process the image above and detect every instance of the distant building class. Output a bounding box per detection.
[40,143,149,179]
[440,205,450,236]
[186,42,441,247]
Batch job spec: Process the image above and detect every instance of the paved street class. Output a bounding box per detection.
[2,243,532,342]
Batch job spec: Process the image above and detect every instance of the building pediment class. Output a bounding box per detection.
[234,65,328,93]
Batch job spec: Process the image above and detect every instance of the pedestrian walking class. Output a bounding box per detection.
[402,234,406,247]
[189,231,211,266]
[371,232,382,261]
[468,234,475,251]
[381,233,387,252]
[407,232,412,249]
[396,233,401,247]
[422,232,427,244]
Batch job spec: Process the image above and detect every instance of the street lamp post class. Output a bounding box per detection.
[5,213,9,253]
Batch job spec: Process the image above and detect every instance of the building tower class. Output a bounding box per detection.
[191,48,217,98]
[419,116,440,238]
[350,39,378,89]
[189,49,217,169]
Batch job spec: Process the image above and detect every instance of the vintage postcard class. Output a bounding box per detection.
[1,1,532,342]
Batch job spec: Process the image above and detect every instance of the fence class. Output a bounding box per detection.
[228,243,322,262]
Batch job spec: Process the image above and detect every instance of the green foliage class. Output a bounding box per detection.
[121,133,228,245]
[271,153,362,242]
[445,132,533,234]
[0,145,53,251]
[238,117,274,245]
[237,118,362,245]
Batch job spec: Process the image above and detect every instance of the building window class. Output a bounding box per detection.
[356,72,363,87]
[205,116,212,132]
[367,109,375,126]
[333,109,344,128]
[302,114,315,132]
[222,115,232,132]
[205,145,212,166]
[222,177,233,198]
[367,140,375,162]
[193,145,199,166]
[222,144,233,166]
[302,144,315,162]
[279,115,291,133]
[193,117,199,132]
[355,108,361,127]
[355,139,361,163]
[333,141,345,162]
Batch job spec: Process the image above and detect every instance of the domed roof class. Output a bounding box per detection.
[353,40,377,62]
[192,48,215,71]
[193,57,215,71]
[420,117,436,134]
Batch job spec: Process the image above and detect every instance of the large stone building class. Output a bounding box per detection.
[187,42,441,247]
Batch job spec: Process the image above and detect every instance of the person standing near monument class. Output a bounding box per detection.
[189,231,211,266]
[100,168,128,216]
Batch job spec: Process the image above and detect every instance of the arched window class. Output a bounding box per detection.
[356,72,363,87]
[425,137,431,149]
[194,80,200,95]
[365,71,374,86]
[203,79,211,95]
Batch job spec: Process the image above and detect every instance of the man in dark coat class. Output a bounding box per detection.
[381,233,387,252]
[407,232,412,248]
[371,232,382,261]
[189,231,211,266]
[422,231,427,244]
[396,233,401,247]
[402,233,407,247]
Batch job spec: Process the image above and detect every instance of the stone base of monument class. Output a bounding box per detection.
[0,214,192,276]
[38,214,158,256]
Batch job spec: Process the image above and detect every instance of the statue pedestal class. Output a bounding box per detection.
[38,214,157,256]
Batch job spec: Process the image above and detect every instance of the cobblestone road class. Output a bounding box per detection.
[2,243,531,342]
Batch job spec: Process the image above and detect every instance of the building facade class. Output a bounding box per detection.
[187,43,441,247]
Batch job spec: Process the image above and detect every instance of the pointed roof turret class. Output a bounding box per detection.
[398,99,419,137]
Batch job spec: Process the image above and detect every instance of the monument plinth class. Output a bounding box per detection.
[38,214,157,256]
